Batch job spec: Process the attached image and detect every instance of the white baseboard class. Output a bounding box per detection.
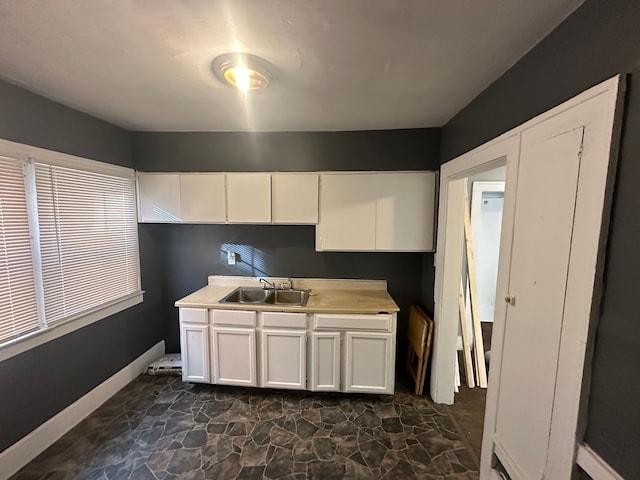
[576,444,624,480]
[0,341,165,479]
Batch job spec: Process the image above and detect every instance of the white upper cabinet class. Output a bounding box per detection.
[138,173,225,223]
[226,173,272,223]
[271,173,319,224]
[317,174,377,251]
[317,171,436,251]
[180,174,226,223]
[137,171,434,244]
[137,173,181,222]
[376,172,435,251]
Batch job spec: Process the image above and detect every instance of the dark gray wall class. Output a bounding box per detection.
[145,224,424,354]
[0,80,131,167]
[133,129,441,358]
[440,1,640,477]
[0,79,165,452]
[134,129,440,172]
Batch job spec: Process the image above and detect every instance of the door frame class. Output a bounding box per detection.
[469,180,506,323]
[431,75,623,479]
[432,133,519,404]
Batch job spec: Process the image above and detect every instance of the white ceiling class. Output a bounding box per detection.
[0,0,583,132]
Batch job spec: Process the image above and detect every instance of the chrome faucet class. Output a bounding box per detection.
[259,278,275,290]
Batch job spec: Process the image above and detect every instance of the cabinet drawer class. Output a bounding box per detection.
[180,307,208,324]
[313,313,392,332]
[210,309,256,327]
[262,312,308,328]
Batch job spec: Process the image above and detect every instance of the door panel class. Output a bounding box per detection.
[180,174,226,222]
[376,172,435,251]
[344,331,393,394]
[494,126,584,478]
[180,324,209,383]
[310,332,341,391]
[137,173,181,222]
[261,329,306,390]
[226,173,271,223]
[211,327,256,386]
[317,174,377,250]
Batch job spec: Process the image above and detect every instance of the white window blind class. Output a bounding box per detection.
[35,163,140,325]
[0,157,39,342]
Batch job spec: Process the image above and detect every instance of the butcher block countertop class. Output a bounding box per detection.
[174,276,399,314]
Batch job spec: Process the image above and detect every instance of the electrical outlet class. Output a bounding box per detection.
[227,251,236,265]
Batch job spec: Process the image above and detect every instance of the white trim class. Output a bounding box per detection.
[0,340,165,479]
[431,134,519,404]
[0,139,142,362]
[431,75,622,480]
[576,444,624,480]
[0,292,144,362]
[0,137,134,179]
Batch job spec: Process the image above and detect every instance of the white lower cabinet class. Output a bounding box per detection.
[179,308,210,383]
[310,332,341,392]
[178,307,396,394]
[344,331,394,394]
[312,313,396,394]
[260,329,306,390]
[210,326,257,386]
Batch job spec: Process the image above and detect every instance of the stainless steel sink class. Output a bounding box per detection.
[219,287,271,304]
[265,289,310,306]
[219,287,310,307]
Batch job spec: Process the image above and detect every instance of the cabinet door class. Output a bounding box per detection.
[226,173,271,223]
[376,172,435,251]
[180,324,210,383]
[271,174,319,224]
[137,173,181,222]
[317,174,377,251]
[180,174,226,222]
[260,329,306,390]
[211,326,256,386]
[344,331,394,394]
[309,332,341,392]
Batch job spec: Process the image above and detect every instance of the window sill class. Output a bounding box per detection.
[0,292,144,363]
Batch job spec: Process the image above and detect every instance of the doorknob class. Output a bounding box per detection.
[504,295,516,306]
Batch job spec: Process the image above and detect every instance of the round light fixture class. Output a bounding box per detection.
[212,53,272,92]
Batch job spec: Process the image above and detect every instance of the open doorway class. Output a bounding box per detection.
[446,166,507,462]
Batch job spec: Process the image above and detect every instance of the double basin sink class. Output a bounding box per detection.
[220,287,310,307]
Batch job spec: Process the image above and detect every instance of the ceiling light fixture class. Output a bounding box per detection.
[212,53,272,93]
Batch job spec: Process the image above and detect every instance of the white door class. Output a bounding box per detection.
[260,329,306,390]
[309,332,341,391]
[211,326,257,386]
[344,331,394,394]
[493,124,587,478]
[180,324,210,383]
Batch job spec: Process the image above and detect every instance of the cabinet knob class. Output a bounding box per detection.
[504,295,516,306]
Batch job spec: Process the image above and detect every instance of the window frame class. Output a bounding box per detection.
[0,138,143,362]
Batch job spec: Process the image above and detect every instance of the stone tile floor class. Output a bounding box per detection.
[12,375,479,479]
